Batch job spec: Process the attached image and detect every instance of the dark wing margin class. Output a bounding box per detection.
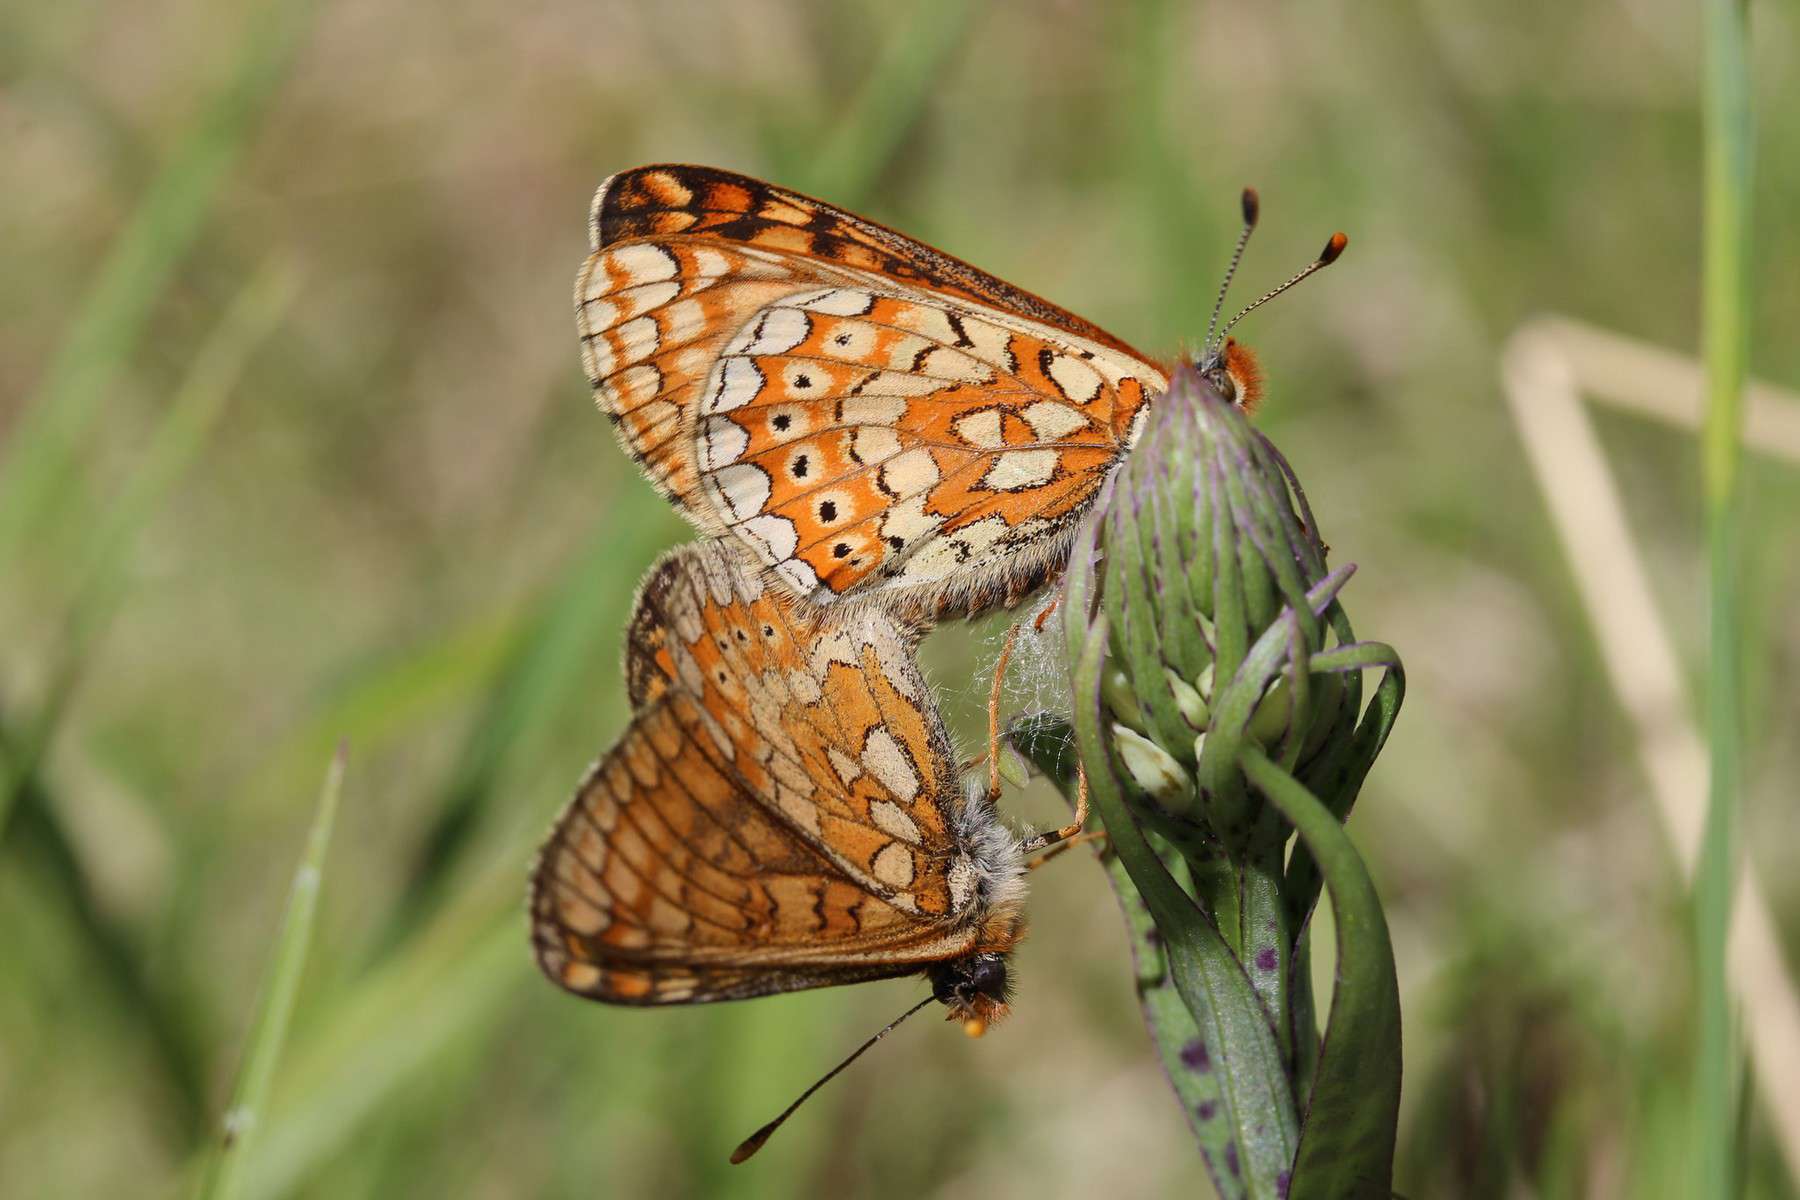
[589,163,1149,359]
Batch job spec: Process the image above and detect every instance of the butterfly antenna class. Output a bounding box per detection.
[1216,231,1349,342]
[1203,187,1260,357]
[730,994,937,1164]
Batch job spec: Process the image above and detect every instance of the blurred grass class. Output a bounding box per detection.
[0,257,298,1142]
[373,511,675,951]
[0,259,297,836]
[2,1,1797,1197]
[1694,0,1754,1192]
[0,0,316,571]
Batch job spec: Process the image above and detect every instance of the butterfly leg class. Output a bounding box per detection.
[1019,759,1091,856]
[1026,828,1108,871]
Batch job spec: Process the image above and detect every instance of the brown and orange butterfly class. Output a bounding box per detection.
[577,163,1342,623]
[529,540,1041,1155]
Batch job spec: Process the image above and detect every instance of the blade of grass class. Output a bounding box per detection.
[1116,0,1227,347]
[0,0,317,572]
[195,745,345,1200]
[786,0,974,204]
[377,512,672,949]
[240,609,523,820]
[1695,0,1754,1192]
[1503,325,1800,1183]
[229,851,529,1200]
[79,261,302,598]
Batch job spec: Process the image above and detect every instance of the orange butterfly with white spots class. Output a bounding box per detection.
[529,539,1026,1024]
[577,164,1343,623]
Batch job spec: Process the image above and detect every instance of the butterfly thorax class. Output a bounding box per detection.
[947,780,1027,921]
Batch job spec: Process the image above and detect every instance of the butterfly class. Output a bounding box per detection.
[576,164,1341,623]
[529,538,1028,1033]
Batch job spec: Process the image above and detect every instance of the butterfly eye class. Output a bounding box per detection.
[1205,366,1237,403]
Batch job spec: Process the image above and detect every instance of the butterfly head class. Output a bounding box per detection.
[1195,187,1347,411]
[1199,337,1265,413]
[929,950,1013,1038]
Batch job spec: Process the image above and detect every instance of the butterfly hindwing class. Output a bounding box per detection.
[530,542,1023,1006]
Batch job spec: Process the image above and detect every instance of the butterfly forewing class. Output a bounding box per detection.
[577,164,1169,620]
[590,163,1141,354]
[530,541,1023,1006]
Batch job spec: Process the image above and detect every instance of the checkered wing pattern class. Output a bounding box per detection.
[529,541,1018,1005]
[576,164,1169,621]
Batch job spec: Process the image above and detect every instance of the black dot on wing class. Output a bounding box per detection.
[792,454,809,479]
[835,333,852,346]
[819,500,837,522]
[772,414,791,431]
[833,543,851,559]
[886,536,904,551]
[795,373,813,389]
[762,624,775,637]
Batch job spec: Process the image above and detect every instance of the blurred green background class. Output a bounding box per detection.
[3,1,1797,1196]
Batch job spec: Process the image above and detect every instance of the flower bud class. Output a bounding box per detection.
[1067,365,1349,853]
[1112,723,1197,816]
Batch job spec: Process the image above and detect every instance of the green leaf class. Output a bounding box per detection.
[1240,747,1401,1200]
[1010,719,1237,1181]
[1064,593,1298,1198]
[1283,657,1405,935]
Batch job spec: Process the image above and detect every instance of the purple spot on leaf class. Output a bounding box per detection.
[1180,1039,1211,1071]
[1225,1141,1241,1177]
[1277,1170,1291,1198]
[1196,1101,1216,1121]
[1256,946,1278,972]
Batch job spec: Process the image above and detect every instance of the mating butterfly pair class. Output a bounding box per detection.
[528,164,1341,1157]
